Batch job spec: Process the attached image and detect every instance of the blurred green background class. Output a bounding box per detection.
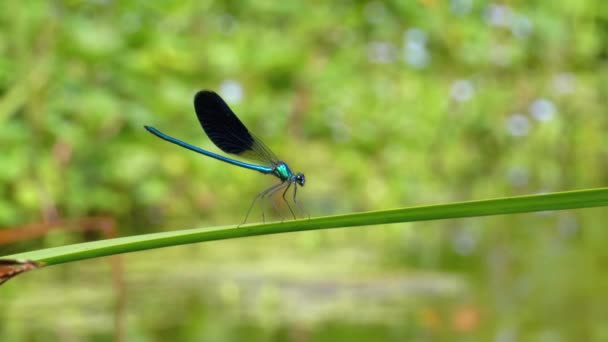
[1,1,608,341]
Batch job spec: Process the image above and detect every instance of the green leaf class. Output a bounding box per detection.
[4,188,607,267]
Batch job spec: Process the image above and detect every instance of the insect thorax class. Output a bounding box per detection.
[273,162,293,181]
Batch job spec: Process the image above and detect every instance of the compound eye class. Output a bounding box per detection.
[296,174,305,186]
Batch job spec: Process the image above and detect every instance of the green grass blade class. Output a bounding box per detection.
[4,188,608,266]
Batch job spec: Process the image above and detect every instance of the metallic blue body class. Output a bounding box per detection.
[273,162,294,181]
[144,126,275,174]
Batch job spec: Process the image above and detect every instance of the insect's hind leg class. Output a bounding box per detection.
[259,182,288,223]
[240,182,285,226]
[281,182,295,220]
[264,182,289,222]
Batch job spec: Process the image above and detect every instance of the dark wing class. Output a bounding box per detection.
[193,90,279,164]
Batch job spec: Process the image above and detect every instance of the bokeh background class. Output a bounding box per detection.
[2,1,608,341]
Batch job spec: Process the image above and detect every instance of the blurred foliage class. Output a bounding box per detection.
[1,0,607,341]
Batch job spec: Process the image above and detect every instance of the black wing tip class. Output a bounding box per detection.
[193,89,232,117]
[194,90,228,106]
[195,89,217,97]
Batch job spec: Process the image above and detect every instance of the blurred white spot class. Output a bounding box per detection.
[219,80,243,104]
[506,114,530,137]
[450,0,473,16]
[450,79,475,102]
[368,41,396,64]
[485,4,513,28]
[405,28,428,45]
[364,1,388,24]
[506,166,529,188]
[404,46,430,69]
[403,28,430,69]
[485,4,532,39]
[552,72,576,95]
[452,230,477,256]
[529,98,556,122]
[511,14,533,39]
